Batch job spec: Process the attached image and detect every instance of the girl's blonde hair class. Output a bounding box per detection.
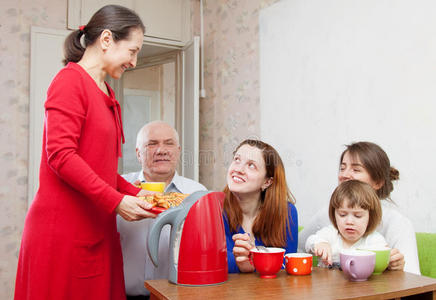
[329,180,382,236]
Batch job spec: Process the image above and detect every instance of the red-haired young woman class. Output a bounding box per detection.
[223,139,298,273]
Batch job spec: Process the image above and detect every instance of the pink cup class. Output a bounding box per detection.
[250,247,285,278]
[340,249,376,281]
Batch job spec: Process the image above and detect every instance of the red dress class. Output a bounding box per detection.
[14,63,140,300]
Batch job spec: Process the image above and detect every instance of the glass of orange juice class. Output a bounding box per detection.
[140,182,166,193]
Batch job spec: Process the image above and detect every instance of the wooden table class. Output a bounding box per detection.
[145,268,436,299]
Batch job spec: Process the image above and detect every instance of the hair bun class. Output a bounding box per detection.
[390,167,399,181]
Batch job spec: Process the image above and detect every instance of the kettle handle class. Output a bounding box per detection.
[147,206,182,268]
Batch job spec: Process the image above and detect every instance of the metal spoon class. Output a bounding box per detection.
[255,245,269,252]
[247,233,269,252]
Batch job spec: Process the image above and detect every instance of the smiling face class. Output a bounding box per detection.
[103,27,144,79]
[226,144,272,197]
[136,122,181,182]
[338,151,380,190]
[335,199,370,246]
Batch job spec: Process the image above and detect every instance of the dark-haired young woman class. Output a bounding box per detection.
[223,139,298,273]
[15,5,155,300]
[299,141,420,275]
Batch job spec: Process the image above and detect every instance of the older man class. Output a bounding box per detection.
[117,121,206,300]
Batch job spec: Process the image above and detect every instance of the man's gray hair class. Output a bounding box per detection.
[136,121,180,148]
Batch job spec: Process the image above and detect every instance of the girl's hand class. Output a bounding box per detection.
[232,233,255,273]
[314,242,333,266]
[388,248,405,271]
[116,195,157,221]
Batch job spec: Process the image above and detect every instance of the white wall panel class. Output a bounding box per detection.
[260,0,436,232]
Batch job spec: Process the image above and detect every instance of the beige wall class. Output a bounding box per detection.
[0,0,278,297]
[197,0,279,190]
[0,0,67,298]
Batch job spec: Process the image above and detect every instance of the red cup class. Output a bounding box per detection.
[250,247,285,278]
[285,253,313,275]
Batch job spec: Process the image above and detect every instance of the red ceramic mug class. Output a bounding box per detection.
[285,253,313,275]
[249,247,285,278]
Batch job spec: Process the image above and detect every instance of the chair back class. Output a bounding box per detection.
[416,232,436,278]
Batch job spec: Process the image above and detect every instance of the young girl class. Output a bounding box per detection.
[223,139,298,273]
[305,180,387,266]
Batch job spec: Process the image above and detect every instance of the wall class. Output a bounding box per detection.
[0,1,67,298]
[199,0,279,190]
[260,0,436,232]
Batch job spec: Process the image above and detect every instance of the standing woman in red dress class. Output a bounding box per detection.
[14,5,157,300]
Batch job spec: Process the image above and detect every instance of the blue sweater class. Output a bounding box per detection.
[223,202,298,273]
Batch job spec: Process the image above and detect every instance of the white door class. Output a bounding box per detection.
[28,26,70,206]
[121,88,160,173]
[181,36,200,181]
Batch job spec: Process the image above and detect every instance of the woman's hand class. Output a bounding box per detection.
[232,233,255,273]
[388,248,405,271]
[314,242,333,266]
[136,189,156,197]
[116,195,157,221]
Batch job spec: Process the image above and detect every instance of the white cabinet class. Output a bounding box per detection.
[68,0,191,44]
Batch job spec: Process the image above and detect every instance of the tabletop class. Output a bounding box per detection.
[145,267,436,299]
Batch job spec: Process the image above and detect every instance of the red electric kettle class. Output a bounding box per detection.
[148,191,228,285]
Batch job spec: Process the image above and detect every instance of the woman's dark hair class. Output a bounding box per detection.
[340,141,399,200]
[63,5,145,65]
[223,139,296,247]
